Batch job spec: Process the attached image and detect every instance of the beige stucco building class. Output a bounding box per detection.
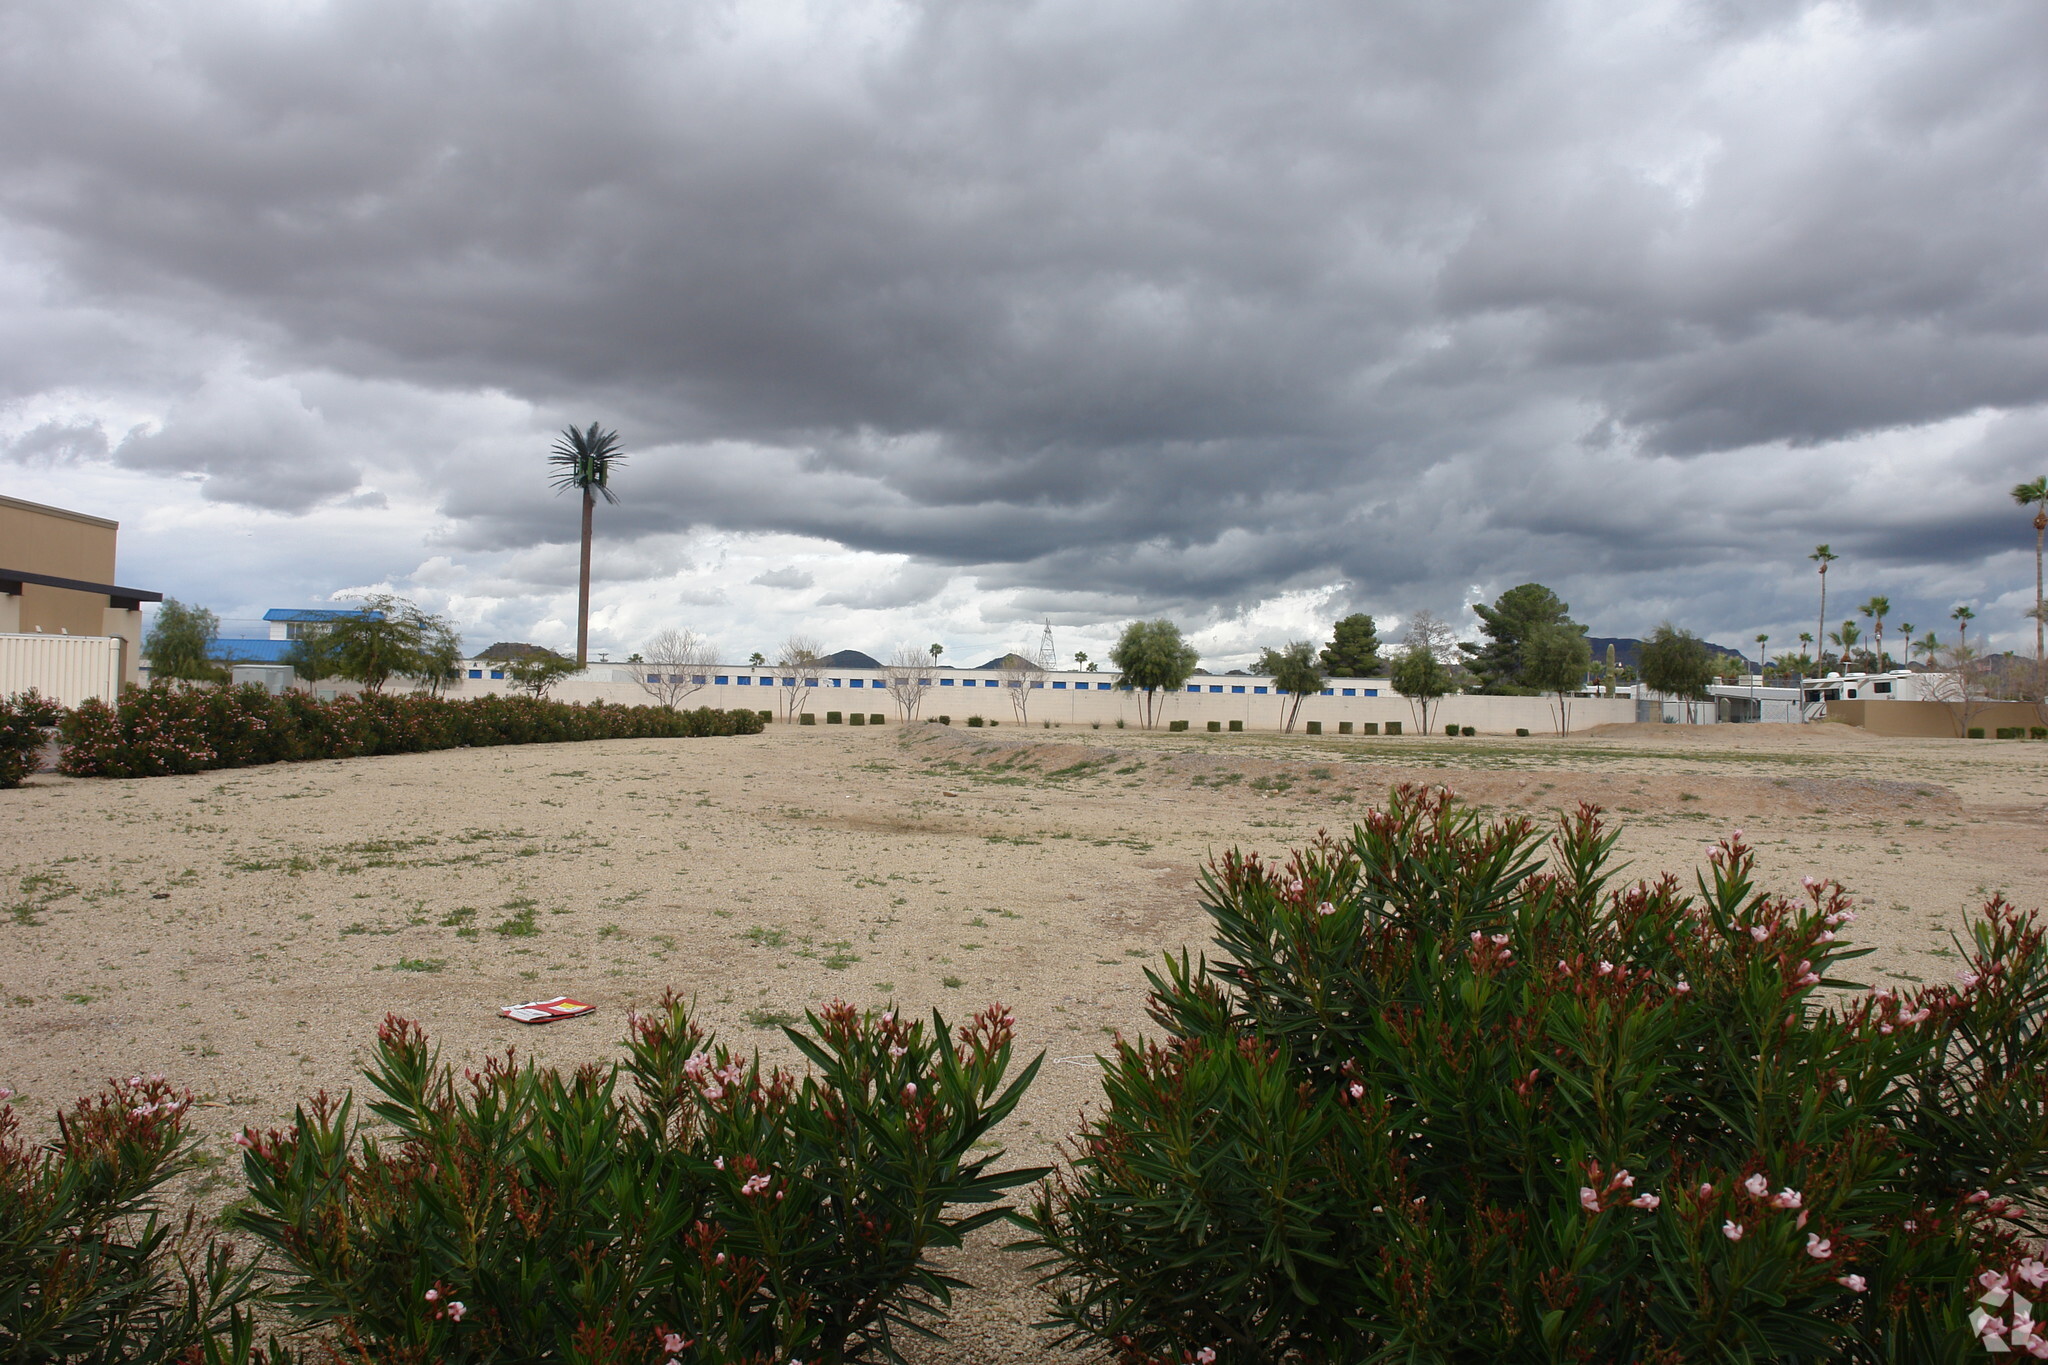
[1,492,160,687]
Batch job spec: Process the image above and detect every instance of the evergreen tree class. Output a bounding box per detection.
[1638,623,1715,722]
[1110,620,1199,729]
[1462,584,1580,694]
[142,598,226,684]
[1318,614,1382,677]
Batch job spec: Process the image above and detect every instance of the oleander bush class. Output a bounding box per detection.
[1020,785,2048,1363]
[0,1076,283,1362]
[233,996,1042,1363]
[0,688,62,788]
[54,683,764,779]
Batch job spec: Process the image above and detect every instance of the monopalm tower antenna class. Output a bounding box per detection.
[1036,619,1057,671]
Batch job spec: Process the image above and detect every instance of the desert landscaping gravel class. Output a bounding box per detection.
[5,718,2048,1360]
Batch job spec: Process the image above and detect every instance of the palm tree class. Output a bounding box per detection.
[2016,478,2048,664]
[1798,632,1814,675]
[1753,633,1768,677]
[1915,631,1941,667]
[547,423,627,667]
[1953,604,1976,651]
[929,643,944,668]
[1810,545,1837,670]
[1859,596,1890,670]
[1829,619,1862,668]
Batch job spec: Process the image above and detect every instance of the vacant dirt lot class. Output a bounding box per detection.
[5,718,2047,1359]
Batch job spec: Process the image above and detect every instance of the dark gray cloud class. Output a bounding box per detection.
[3,0,2048,659]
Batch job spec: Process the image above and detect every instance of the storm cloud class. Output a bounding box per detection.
[3,0,2046,664]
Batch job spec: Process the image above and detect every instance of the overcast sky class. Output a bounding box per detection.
[5,0,2047,667]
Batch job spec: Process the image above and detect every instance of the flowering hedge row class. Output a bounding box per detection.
[51,683,764,779]
[0,690,62,789]
[1021,786,2048,1362]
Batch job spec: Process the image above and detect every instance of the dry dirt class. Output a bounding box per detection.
[5,718,2048,1360]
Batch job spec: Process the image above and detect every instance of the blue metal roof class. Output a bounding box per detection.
[207,638,297,663]
[261,608,375,622]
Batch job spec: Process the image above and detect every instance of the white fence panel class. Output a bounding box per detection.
[0,633,123,708]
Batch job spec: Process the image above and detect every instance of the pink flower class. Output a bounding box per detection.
[1491,933,1508,945]
[902,1083,918,1101]
[233,1132,254,1148]
[425,1289,440,1302]
[713,1156,726,1170]
[1675,980,1691,994]
[1771,1188,1804,1210]
[1801,875,1820,889]
[1630,1193,1661,1210]
[1743,1173,1770,1199]
[2018,1260,2048,1290]
[1960,970,1982,989]
[1982,1270,2013,1295]
[1196,1351,1217,1365]
[1348,1082,1365,1099]
[1805,1234,1833,1259]
[1838,1274,1867,1292]
[1722,1220,1744,1241]
[447,1302,466,1322]
[742,1174,772,1196]
[1698,1182,1714,1196]
[1597,960,1614,975]
[1967,1190,1991,1204]
[1317,902,1336,916]
[1579,1187,1602,1213]
[1750,926,1769,942]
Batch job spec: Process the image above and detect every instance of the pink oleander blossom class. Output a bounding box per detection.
[1838,1274,1867,1292]
[1743,1173,1770,1198]
[1805,1234,1832,1259]
[1722,1221,1744,1241]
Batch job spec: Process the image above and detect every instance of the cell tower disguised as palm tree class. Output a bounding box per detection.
[547,423,627,667]
[2015,477,2048,664]
[1809,544,1837,671]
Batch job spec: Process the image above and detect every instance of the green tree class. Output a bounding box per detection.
[2016,477,2048,664]
[749,652,766,667]
[1390,641,1452,735]
[1462,585,1579,694]
[1257,640,1325,733]
[1859,596,1890,670]
[1638,623,1714,722]
[1828,619,1862,671]
[142,598,226,684]
[316,596,462,694]
[1953,603,1976,650]
[1318,614,1382,678]
[547,422,627,667]
[1809,544,1837,670]
[1521,623,1592,736]
[1914,631,1942,667]
[1753,634,1768,678]
[504,648,579,699]
[1110,620,1199,729]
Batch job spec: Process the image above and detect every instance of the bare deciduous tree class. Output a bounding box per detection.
[1924,644,1994,737]
[637,629,714,710]
[777,635,824,721]
[883,644,929,721]
[999,653,1041,723]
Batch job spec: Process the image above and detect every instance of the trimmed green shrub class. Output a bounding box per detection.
[53,684,764,780]
[1516,727,1530,737]
[237,999,1041,1363]
[2033,728,2048,741]
[936,715,951,725]
[1,1076,274,1360]
[800,712,817,726]
[1169,720,1189,732]
[1361,721,1379,736]
[1384,721,1401,735]
[966,716,984,728]
[758,710,773,724]
[0,689,62,789]
[1227,720,1243,733]
[827,711,844,724]
[1338,721,1354,735]
[1461,725,1476,737]
[1996,727,2022,740]
[1305,721,1322,735]
[1446,722,1460,736]
[1021,787,2048,1361]
[1207,721,1222,733]
[849,712,866,726]
[1969,727,1986,739]
[870,714,885,725]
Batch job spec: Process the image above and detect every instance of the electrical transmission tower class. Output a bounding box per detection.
[1035,619,1057,671]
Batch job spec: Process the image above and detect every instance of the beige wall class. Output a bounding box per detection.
[0,494,146,684]
[1829,698,2048,738]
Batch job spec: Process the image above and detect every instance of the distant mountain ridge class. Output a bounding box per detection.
[1586,636,1755,670]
